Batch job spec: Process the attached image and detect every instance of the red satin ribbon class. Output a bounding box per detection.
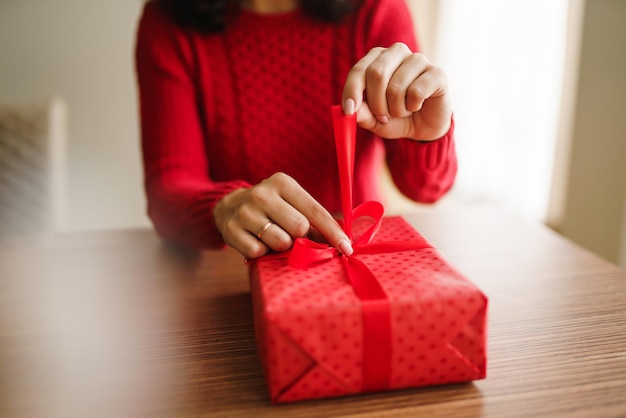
[286,106,431,392]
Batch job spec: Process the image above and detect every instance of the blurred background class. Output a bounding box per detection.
[0,0,624,268]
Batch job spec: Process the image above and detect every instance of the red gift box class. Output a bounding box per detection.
[248,106,487,403]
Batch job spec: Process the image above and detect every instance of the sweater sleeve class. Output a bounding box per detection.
[135,2,250,249]
[359,0,457,203]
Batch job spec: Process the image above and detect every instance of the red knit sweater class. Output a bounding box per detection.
[135,0,457,249]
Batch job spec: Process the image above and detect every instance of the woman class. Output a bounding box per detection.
[135,0,456,258]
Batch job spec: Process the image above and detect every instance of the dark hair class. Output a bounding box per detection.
[158,0,361,33]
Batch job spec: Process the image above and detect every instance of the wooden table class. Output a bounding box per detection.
[1,204,625,417]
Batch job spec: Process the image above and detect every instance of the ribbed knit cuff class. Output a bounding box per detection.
[385,116,457,203]
[182,180,252,249]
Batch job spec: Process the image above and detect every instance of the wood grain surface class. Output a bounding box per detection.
[1,203,625,417]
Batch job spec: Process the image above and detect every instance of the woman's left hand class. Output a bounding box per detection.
[342,42,452,141]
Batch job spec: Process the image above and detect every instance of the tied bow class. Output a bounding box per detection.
[285,106,431,392]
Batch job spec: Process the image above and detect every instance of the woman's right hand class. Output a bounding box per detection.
[213,172,354,259]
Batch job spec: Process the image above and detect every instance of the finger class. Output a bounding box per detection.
[406,65,447,113]
[253,174,312,240]
[264,196,311,240]
[364,42,412,122]
[386,53,430,118]
[252,219,293,252]
[342,47,384,115]
[292,195,353,256]
[221,217,269,259]
[274,174,354,255]
[354,101,380,132]
[242,179,303,251]
[261,197,310,252]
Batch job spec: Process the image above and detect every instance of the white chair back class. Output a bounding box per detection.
[0,97,67,234]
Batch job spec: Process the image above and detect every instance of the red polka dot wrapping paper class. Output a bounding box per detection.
[249,215,488,403]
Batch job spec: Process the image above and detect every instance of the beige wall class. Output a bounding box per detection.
[0,0,148,231]
[406,0,440,60]
[555,0,626,267]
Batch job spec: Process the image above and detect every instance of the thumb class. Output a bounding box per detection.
[355,101,382,134]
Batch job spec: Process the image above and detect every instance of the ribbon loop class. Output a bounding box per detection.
[288,238,337,269]
[352,201,385,246]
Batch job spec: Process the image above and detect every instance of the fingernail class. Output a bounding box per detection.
[338,239,354,256]
[377,115,389,124]
[344,98,356,115]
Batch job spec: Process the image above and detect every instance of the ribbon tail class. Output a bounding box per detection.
[331,105,356,239]
[343,257,391,391]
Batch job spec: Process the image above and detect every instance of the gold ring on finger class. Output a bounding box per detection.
[256,221,274,240]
